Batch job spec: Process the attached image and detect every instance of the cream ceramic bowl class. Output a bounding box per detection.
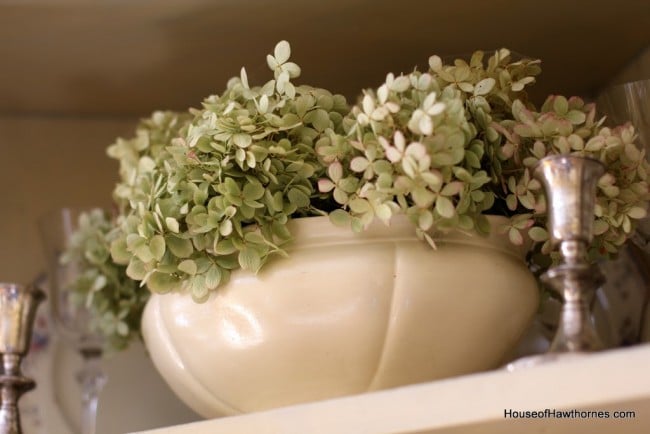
[142,215,539,417]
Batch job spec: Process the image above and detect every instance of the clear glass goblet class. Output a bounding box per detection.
[38,208,107,434]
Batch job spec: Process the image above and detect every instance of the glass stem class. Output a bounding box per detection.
[76,353,107,434]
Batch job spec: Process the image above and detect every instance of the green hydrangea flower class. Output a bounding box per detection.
[61,209,148,351]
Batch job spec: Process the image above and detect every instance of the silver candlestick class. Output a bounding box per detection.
[508,154,605,369]
[0,283,45,434]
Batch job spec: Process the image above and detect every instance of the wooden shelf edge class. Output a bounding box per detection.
[131,344,650,434]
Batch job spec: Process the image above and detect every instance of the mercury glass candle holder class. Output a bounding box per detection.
[0,282,45,434]
[507,155,605,369]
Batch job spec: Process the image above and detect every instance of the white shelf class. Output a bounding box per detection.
[130,344,650,434]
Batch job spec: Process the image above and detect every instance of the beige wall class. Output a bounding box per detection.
[0,116,136,285]
[609,46,650,85]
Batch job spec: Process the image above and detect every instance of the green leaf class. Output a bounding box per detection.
[244,232,266,244]
[349,198,371,214]
[509,227,524,245]
[329,209,350,227]
[280,113,301,130]
[418,210,434,230]
[126,258,147,280]
[149,235,166,261]
[271,191,285,211]
[328,161,343,182]
[469,215,487,236]
[243,181,265,201]
[193,185,208,205]
[165,217,180,233]
[190,275,209,302]
[224,178,241,196]
[166,236,193,258]
[627,207,647,219]
[474,78,495,96]
[465,151,481,168]
[205,266,222,290]
[238,247,262,272]
[406,182,431,205]
[566,110,586,125]
[215,239,237,255]
[593,219,609,235]
[435,196,455,218]
[178,259,197,275]
[220,219,234,236]
[375,204,393,222]
[440,182,463,197]
[458,215,474,230]
[110,238,131,264]
[519,192,535,209]
[350,157,370,172]
[147,272,178,293]
[338,177,359,193]
[233,134,252,148]
[295,95,314,117]
[305,109,330,132]
[552,96,569,115]
[134,244,154,263]
[528,227,548,242]
[350,217,364,232]
[288,188,310,208]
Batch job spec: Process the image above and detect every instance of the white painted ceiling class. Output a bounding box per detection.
[1,0,649,116]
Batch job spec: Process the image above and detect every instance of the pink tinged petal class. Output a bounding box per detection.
[318,179,335,193]
[385,147,402,163]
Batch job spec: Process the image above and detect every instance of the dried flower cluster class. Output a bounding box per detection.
[63,42,649,349]
[319,49,649,266]
[108,41,348,301]
[60,209,148,351]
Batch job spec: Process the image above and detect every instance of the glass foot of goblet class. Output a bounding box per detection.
[76,352,107,434]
